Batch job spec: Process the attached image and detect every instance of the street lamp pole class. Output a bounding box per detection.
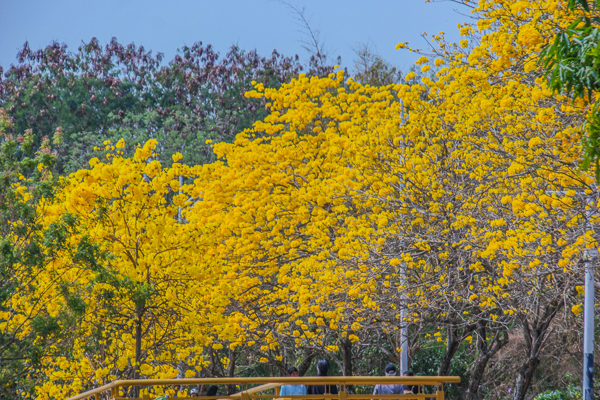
[584,203,596,400]
[547,191,596,399]
[400,261,409,374]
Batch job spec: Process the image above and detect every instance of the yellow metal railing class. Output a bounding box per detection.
[66,376,460,400]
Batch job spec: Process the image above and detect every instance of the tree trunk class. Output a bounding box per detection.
[512,299,562,400]
[341,337,353,376]
[439,323,477,376]
[135,315,142,375]
[209,347,218,377]
[438,334,460,377]
[298,350,317,376]
[465,326,508,400]
[513,355,540,400]
[227,349,237,394]
[340,337,355,393]
[132,307,144,398]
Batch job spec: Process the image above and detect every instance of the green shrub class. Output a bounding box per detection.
[534,384,581,400]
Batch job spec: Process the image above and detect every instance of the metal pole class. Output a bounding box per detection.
[400,261,409,374]
[584,203,596,400]
[178,174,183,222]
[398,144,409,375]
[547,191,596,398]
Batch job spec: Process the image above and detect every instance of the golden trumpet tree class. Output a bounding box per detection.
[362,0,594,398]
[186,70,404,374]
[10,140,242,399]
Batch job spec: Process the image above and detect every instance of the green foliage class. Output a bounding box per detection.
[0,109,64,399]
[31,315,61,338]
[567,0,594,12]
[410,340,472,399]
[534,384,581,400]
[0,39,317,173]
[541,20,600,99]
[539,0,600,179]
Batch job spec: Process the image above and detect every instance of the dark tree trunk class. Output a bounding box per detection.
[209,347,218,377]
[514,355,540,400]
[298,351,316,376]
[132,305,144,398]
[512,299,562,400]
[341,337,353,376]
[465,325,509,400]
[135,315,142,374]
[227,349,237,394]
[340,337,355,393]
[438,334,460,377]
[438,323,476,376]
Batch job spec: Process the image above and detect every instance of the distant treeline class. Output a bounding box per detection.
[0,38,401,175]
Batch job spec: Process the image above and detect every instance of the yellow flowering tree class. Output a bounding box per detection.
[186,71,402,378]
[8,140,245,399]
[0,108,64,399]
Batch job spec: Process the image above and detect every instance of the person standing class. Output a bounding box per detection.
[373,363,403,400]
[306,359,338,397]
[401,371,418,395]
[207,386,219,397]
[279,366,307,398]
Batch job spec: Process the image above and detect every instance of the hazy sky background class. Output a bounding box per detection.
[1,1,472,73]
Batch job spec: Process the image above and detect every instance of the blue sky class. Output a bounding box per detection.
[1,1,472,73]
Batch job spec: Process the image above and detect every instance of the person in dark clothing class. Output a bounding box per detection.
[306,359,338,397]
[401,371,418,395]
[207,385,219,397]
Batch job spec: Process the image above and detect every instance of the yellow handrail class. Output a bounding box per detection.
[230,383,282,398]
[66,376,461,400]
